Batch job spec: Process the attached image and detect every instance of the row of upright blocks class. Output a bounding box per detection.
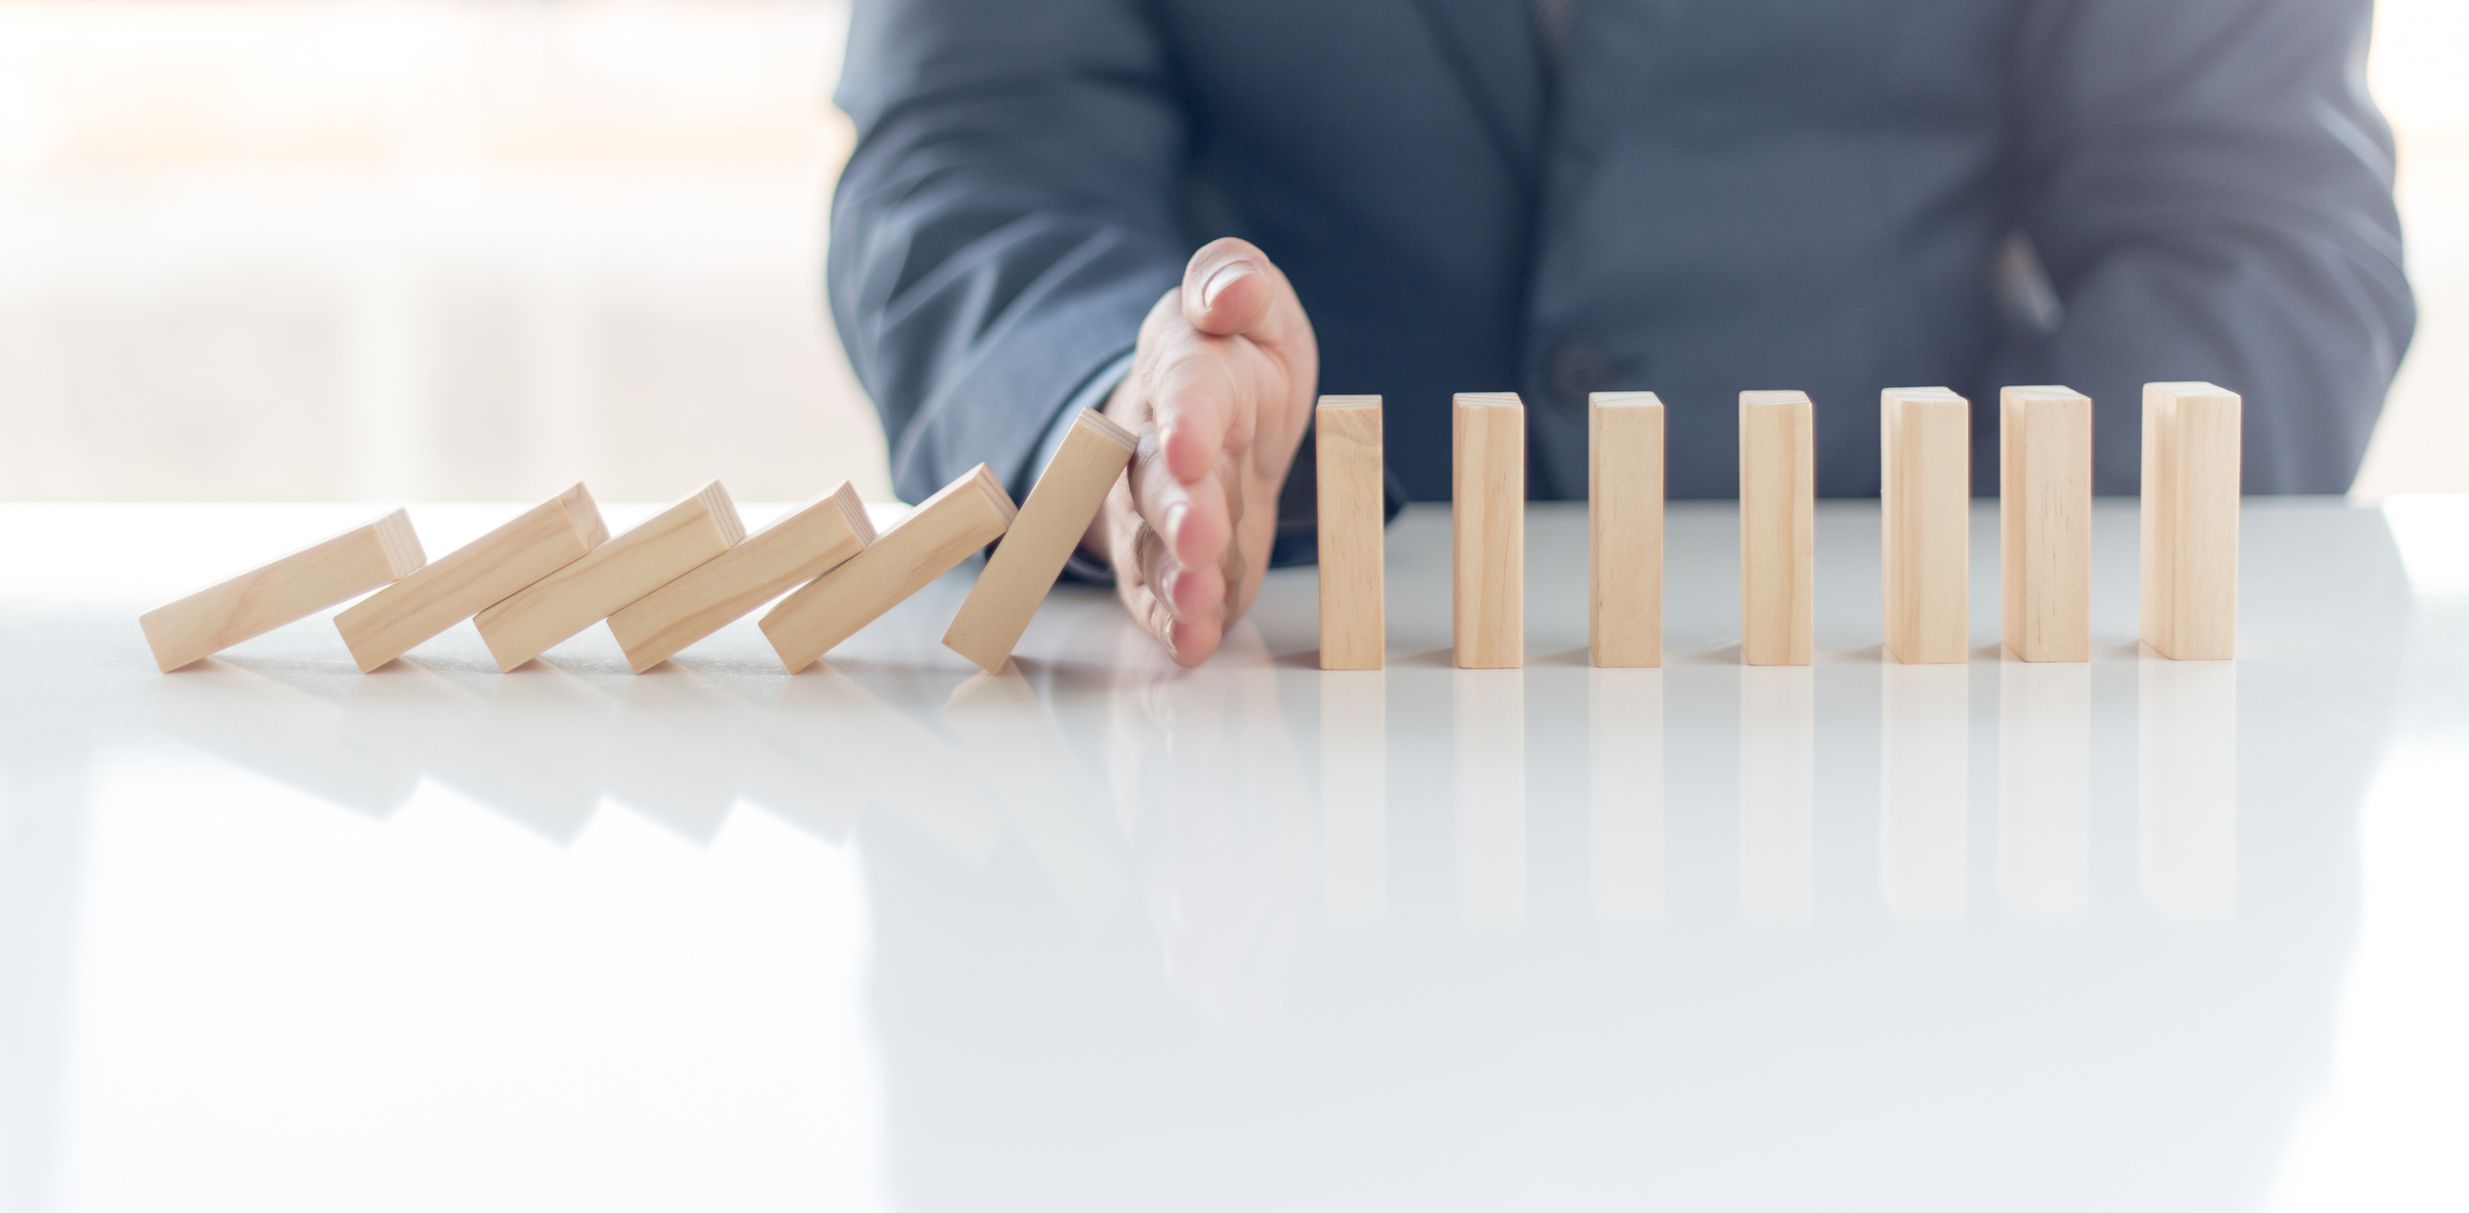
[1317,382,2242,670]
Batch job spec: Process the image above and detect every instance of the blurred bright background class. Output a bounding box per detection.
[0,0,2460,504]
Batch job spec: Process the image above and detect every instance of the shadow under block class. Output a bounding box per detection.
[942,411,1137,674]
[2141,382,2242,660]
[1881,387,1971,665]
[606,483,875,672]
[333,485,607,672]
[140,510,428,671]
[763,464,1018,673]
[1315,396,1386,671]
[1740,392,1815,666]
[1589,392,1665,668]
[2001,386,2093,662]
[473,482,747,671]
[1453,393,1525,669]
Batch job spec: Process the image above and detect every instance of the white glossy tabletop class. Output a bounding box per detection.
[4,498,2466,1212]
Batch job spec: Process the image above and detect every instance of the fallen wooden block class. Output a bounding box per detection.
[473,482,746,671]
[606,483,874,672]
[1590,391,1665,668]
[2141,382,2242,660]
[334,485,606,672]
[1453,392,1525,670]
[1739,391,1814,666]
[1314,395,1386,671]
[762,464,1016,673]
[2000,386,2093,662]
[1882,387,1971,664]
[140,509,427,671]
[942,411,1136,674]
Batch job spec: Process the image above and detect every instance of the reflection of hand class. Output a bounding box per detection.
[1084,238,1319,666]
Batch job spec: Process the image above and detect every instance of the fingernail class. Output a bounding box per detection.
[1158,564,1181,609]
[1164,501,1188,546]
[1200,262,1253,309]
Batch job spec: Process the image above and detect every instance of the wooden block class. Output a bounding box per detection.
[1739,391,1814,666]
[2000,386,2093,662]
[473,482,747,671]
[2141,382,2242,660]
[1452,392,1525,669]
[1882,387,1971,665]
[140,509,427,671]
[942,411,1136,674]
[1315,395,1386,670]
[333,485,606,672]
[1589,392,1664,668]
[762,464,1017,673]
[606,483,874,672]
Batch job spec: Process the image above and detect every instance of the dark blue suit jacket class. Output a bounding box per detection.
[830,0,2413,514]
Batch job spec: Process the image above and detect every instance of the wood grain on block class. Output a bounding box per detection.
[473,482,746,671]
[1453,392,1525,669]
[2141,382,2241,660]
[1315,396,1386,671]
[1882,387,1971,664]
[1739,391,1814,666]
[942,411,1136,674]
[140,509,427,671]
[762,464,1017,673]
[333,485,606,672]
[2000,386,2093,662]
[1589,392,1665,668]
[607,483,874,672]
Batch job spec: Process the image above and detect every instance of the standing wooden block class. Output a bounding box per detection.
[1881,387,1971,665]
[1589,392,1665,668]
[2000,386,2093,662]
[762,464,1017,673]
[1453,392,1525,669]
[607,483,874,672]
[140,510,427,671]
[2141,382,2242,660]
[1315,395,1386,670]
[334,486,606,672]
[941,411,1136,674]
[1739,391,1814,666]
[473,482,747,671]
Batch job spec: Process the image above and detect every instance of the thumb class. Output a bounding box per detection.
[1181,237,1278,339]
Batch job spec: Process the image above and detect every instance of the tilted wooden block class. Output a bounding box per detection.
[762,464,1017,673]
[2141,382,2242,660]
[1589,392,1664,668]
[1882,387,1971,664]
[942,411,1136,674]
[334,485,606,672]
[473,482,747,671]
[1739,391,1814,666]
[1315,395,1386,671]
[2000,386,2092,662]
[140,509,427,671]
[1453,392,1525,670]
[606,483,874,672]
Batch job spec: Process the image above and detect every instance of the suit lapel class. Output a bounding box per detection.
[1410,0,1547,180]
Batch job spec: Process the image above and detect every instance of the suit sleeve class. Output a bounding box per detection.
[830,0,1187,504]
[1991,0,2415,493]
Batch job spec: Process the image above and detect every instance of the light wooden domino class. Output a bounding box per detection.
[334,486,605,671]
[1315,395,1385,671]
[2000,386,2092,662]
[606,483,874,672]
[1882,387,1970,665]
[473,482,746,671]
[1739,391,1814,666]
[1589,392,1664,668]
[1453,392,1524,670]
[762,464,1017,673]
[2141,382,2241,660]
[942,411,1136,674]
[140,509,427,671]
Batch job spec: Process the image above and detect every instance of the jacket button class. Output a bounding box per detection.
[1550,337,1607,402]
